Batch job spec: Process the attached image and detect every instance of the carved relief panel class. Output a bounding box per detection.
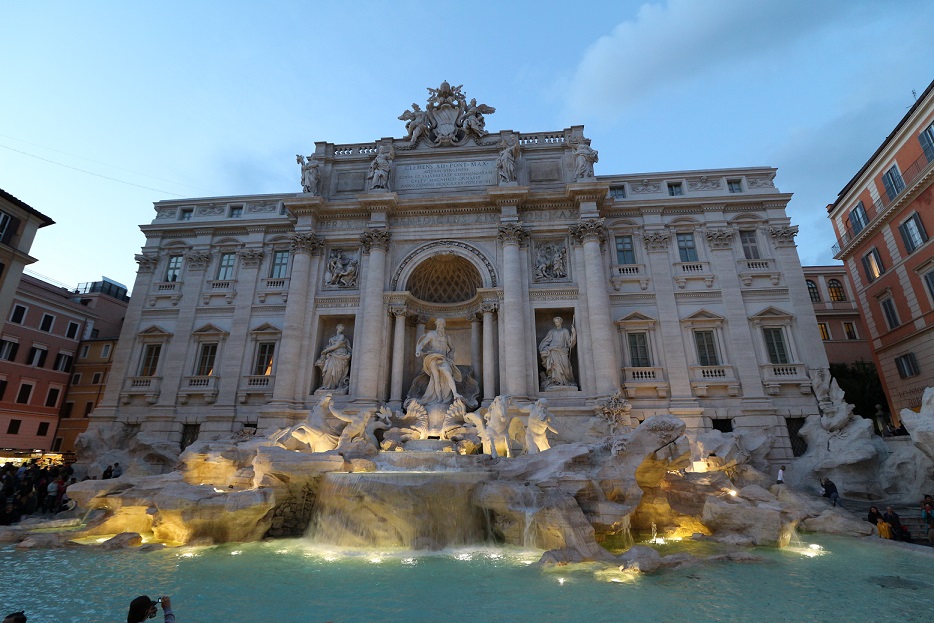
[531,238,570,283]
[323,246,361,289]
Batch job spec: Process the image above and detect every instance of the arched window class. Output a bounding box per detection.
[828,279,846,302]
[806,280,821,303]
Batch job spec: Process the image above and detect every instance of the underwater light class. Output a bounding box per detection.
[231,550,242,556]
[558,577,566,585]
[808,544,822,550]
[728,489,738,496]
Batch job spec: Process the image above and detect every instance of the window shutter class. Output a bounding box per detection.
[9,342,18,361]
[0,215,20,245]
[898,222,914,251]
[882,174,896,201]
[37,349,48,368]
[915,214,928,242]
[861,255,873,282]
[920,130,934,162]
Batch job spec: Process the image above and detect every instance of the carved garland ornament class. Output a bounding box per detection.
[688,176,721,191]
[570,219,608,245]
[289,232,324,256]
[361,229,391,253]
[631,180,662,194]
[643,231,671,252]
[239,249,265,268]
[705,228,734,250]
[185,251,213,271]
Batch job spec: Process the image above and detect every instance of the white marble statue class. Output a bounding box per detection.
[324,250,359,288]
[335,406,376,449]
[367,145,394,191]
[399,103,430,144]
[539,316,577,389]
[296,154,321,195]
[415,318,462,404]
[573,140,598,179]
[485,394,513,458]
[496,139,519,184]
[316,324,352,390]
[460,98,495,138]
[517,398,558,454]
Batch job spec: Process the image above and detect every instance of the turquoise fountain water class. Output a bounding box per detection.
[2,535,932,623]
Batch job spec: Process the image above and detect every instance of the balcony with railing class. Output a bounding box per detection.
[737,257,781,286]
[832,149,934,256]
[238,375,275,403]
[609,264,649,291]
[689,365,739,397]
[621,366,668,398]
[761,363,812,396]
[258,277,290,303]
[121,376,162,404]
[673,261,714,289]
[179,375,220,404]
[202,280,236,305]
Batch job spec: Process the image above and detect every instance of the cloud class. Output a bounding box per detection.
[565,0,841,117]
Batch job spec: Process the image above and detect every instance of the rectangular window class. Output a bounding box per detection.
[139,344,162,376]
[270,251,289,279]
[195,343,218,376]
[0,211,16,244]
[615,235,636,265]
[37,422,49,436]
[818,323,831,340]
[165,255,183,282]
[627,332,651,367]
[898,213,928,253]
[101,344,111,358]
[15,383,33,404]
[80,344,90,359]
[229,205,243,218]
[727,179,743,193]
[217,252,236,280]
[27,346,48,368]
[882,165,906,201]
[51,437,62,452]
[84,401,94,416]
[677,233,698,262]
[253,342,276,376]
[848,202,868,235]
[179,208,193,221]
[921,122,934,162]
[53,353,73,372]
[39,314,54,332]
[609,186,626,199]
[45,387,60,408]
[880,297,900,329]
[0,339,18,362]
[61,402,74,419]
[0,379,6,400]
[895,353,920,379]
[862,248,884,282]
[763,328,790,364]
[925,269,934,301]
[843,322,858,340]
[7,419,21,434]
[9,304,26,324]
[71,373,82,385]
[181,423,201,450]
[668,182,683,197]
[66,321,80,339]
[739,231,760,260]
[92,372,102,384]
[694,330,720,366]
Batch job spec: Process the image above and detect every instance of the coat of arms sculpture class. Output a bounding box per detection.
[398,81,496,147]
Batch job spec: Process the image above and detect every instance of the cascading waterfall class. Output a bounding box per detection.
[308,471,491,549]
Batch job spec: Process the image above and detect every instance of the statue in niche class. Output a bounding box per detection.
[516,398,558,454]
[296,154,321,195]
[496,139,519,184]
[572,139,598,179]
[399,103,430,144]
[533,243,568,282]
[539,316,577,390]
[324,249,359,288]
[414,318,462,404]
[316,324,352,391]
[367,145,394,191]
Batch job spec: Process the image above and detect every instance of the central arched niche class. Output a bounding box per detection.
[406,254,482,304]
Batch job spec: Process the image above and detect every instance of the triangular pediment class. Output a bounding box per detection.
[137,325,173,338]
[619,312,654,322]
[749,306,792,320]
[192,323,230,337]
[250,322,281,335]
[684,309,724,321]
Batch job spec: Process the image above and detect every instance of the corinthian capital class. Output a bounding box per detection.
[361,228,391,253]
[185,250,213,271]
[497,223,528,246]
[289,232,324,256]
[134,253,159,272]
[643,231,671,252]
[570,218,608,245]
[769,225,799,247]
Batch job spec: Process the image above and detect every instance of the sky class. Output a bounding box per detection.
[1,1,932,294]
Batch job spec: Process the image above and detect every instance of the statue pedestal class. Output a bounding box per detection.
[314,387,348,396]
[404,439,454,452]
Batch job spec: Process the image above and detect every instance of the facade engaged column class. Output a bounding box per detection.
[481,301,498,402]
[470,314,481,380]
[355,228,391,401]
[388,305,407,406]
[498,224,528,396]
[271,232,323,404]
[571,219,620,395]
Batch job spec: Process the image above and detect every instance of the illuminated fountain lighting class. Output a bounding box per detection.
[557,577,566,585]
[455,552,473,561]
[369,556,383,564]
[402,557,418,565]
[231,550,242,556]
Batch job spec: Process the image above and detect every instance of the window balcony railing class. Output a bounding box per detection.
[258,277,290,303]
[238,375,275,403]
[673,261,714,289]
[623,366,663,381]
[689,365,740,397]
[737,258,775,272]
[122,376,161,405]
[620,367,668,398]
[761,363,813,396]
[155,281,180,292]
[737,258,781,286]
[832,149,933,256]
[609,264,649,291]
[179,375,219,404]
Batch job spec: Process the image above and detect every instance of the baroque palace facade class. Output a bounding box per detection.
[90,83,828,462]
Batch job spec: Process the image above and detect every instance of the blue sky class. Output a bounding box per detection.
[1,1,932,292]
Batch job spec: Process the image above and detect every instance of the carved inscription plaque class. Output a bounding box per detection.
[395,160,496,190]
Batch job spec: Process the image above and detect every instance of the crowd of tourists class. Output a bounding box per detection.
[865,494,934,545]
[0,460,76,525]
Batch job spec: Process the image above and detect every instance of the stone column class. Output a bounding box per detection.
[481,301,498,402]
[498,224,529,397]
[355,228,391,401]
[271,233,323,404]
[470,314,481,380]
[571,219,619,395]
[389,305,407,406]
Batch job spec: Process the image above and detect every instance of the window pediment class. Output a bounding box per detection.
[682,309,725,328]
